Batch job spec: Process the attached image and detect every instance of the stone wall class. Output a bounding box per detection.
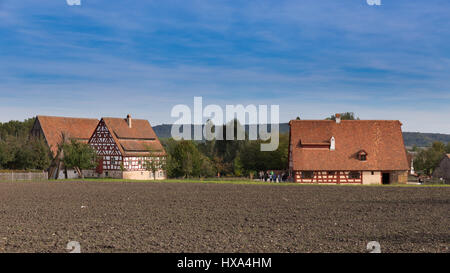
[391,171,408,184]
[83,170,123,179]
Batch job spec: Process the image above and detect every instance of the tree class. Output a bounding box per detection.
[326,112,359,120]
[213,119,246,174]
[0,118,35,141]
[0,139,13,169]
[233,154,244,176]
[167,140,214,178]
[238,132,289,174]
[29,137,52,170]
[0,135,51,170]
[144,152,166,180]
[62,139,97,178]
[414,141,447,175]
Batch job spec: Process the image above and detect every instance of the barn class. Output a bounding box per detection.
[85,115,167,180]
[30,115,99,179]
[288,114,409,184]
[432,154,450,183]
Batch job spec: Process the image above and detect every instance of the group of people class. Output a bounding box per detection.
[258,171,290,182]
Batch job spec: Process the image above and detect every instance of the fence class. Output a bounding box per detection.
[424,177,449,185]
[0,171,48,181]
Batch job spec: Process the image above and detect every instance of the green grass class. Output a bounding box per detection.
[50,178,450,187]
[2,176,448,187]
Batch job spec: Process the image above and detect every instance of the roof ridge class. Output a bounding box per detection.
[102,117,149,121]
[290,119,400,122]
[38,115,99,120]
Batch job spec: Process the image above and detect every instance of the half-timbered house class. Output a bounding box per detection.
[288,114,409,184]
[86,115,166,180]
[30,115,99,179]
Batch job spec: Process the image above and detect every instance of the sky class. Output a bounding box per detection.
[0,0,449,133]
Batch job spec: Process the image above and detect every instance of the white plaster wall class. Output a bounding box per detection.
[122,170,167,180]
[362,171,381,185]
[56,169,80,179]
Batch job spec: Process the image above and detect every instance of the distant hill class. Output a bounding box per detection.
[153,123,290,140]
[153,123,450,147]
[402,132,450,147]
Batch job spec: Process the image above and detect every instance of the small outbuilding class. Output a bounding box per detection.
[432,154,450,183]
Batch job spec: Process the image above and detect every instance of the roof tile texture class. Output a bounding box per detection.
[289,120,409,171]
[36,116,99,157]
[102,118,165,157]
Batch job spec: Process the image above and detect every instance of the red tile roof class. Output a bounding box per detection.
[102,117,165,157]
[289,120,409,171]
[36,116,99,157]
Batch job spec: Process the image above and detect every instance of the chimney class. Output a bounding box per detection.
[330,136,335,151]
[126,114,132,128]
[335,113,341,124]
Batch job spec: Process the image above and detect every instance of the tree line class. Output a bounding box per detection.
[1,113,449,179]
[0,118,52,171]
[412,142,450,175]
[161,130,289,179]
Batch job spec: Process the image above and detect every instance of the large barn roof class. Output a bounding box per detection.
[289,119,409,171]
[35,115,99,157]
[102,117,165,157]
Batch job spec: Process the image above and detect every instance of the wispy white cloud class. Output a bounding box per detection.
[0,0,449,133]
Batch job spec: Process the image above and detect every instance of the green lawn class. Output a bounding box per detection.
[52,178,450,187]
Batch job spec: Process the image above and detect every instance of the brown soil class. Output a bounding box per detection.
[0,181,448,253]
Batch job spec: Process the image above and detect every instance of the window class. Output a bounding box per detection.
[301,171,314,179]
[327,171,336,176]
[371,171,374,175]
[348,171,361,179]
[111,158,116,165]
[357,150,368,161]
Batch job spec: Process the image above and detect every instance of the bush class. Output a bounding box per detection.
[62,139,97,178]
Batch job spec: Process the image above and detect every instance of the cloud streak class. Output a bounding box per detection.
[0,0,449,133]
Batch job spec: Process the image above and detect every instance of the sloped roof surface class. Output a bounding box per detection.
[102,117,165,156]
[289,120,409,171]
[36,116,99,157]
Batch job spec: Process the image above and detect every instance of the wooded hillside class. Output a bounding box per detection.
[152,123,450,147]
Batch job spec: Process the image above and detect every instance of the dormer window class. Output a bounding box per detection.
[357,150,368,161]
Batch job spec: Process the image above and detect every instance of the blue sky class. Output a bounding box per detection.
[0,0,449,133]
